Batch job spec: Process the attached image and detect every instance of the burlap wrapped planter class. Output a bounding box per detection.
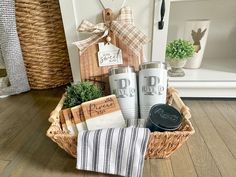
[15,0,72,89]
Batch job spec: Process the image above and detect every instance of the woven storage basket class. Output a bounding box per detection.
[47,88,195,159]
[15,0,72,89]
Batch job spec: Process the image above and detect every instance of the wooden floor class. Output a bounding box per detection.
[0,88,236,177]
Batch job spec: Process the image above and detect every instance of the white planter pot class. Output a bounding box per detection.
[167,59,187,77]
[184,19,210,69]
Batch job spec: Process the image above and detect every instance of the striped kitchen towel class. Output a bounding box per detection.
[76,127,150,177]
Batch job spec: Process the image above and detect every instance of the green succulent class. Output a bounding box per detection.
[166,39,195,60]
[64,81,103,108]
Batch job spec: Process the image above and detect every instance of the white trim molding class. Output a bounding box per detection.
[59,0,81,82]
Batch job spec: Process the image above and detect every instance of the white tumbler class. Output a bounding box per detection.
[109,66,138,120]
[139,62,168,119]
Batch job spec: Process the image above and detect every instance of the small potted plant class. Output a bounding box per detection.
[64,81,103,108]
[166,39,195,77]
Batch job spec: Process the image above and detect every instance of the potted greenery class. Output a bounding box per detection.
[166,39,195,77]
[64,81,103,108]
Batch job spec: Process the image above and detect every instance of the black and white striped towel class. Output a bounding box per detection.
[76,127,150,177]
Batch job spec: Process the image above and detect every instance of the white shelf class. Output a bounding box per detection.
[169,58,236,97]
[170,68,236,82]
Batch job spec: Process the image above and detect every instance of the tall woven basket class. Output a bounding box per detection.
[15,0,72,89]
[47,88,195,159]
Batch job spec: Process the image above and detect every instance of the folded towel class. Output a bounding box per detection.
[76,127,150,177]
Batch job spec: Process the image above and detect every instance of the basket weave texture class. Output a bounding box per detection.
[47,88,195,159]
[15,0,72,89]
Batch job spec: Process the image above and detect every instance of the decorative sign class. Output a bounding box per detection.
[98,42,123,67]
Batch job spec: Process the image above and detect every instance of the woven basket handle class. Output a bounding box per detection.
[48,93,66,123]
[168,87,191,120]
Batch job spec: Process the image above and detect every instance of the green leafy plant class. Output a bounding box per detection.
[166,39,195,60]
[64,81,103,108]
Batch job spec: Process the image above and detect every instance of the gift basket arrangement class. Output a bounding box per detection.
[47,86,194,159]
[47,5,195,177]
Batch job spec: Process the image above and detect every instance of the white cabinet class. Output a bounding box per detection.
[59,0,155,82]
[168,0,236,97]
[59,0,236,97]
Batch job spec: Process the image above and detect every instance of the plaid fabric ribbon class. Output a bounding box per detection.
[73,7,149,57]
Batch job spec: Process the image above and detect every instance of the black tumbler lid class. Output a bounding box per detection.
[149,104,182,130]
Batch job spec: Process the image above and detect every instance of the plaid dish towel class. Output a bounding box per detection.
[76,127,150,177]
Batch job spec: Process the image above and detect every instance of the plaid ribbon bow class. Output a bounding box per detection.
[73,7,149,57]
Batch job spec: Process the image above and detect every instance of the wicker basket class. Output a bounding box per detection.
[15,0,72,89]
[47,88,195,159]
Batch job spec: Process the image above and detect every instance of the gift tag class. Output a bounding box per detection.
[98,42,123,67]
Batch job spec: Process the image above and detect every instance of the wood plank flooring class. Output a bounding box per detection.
[0,88,236,177]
